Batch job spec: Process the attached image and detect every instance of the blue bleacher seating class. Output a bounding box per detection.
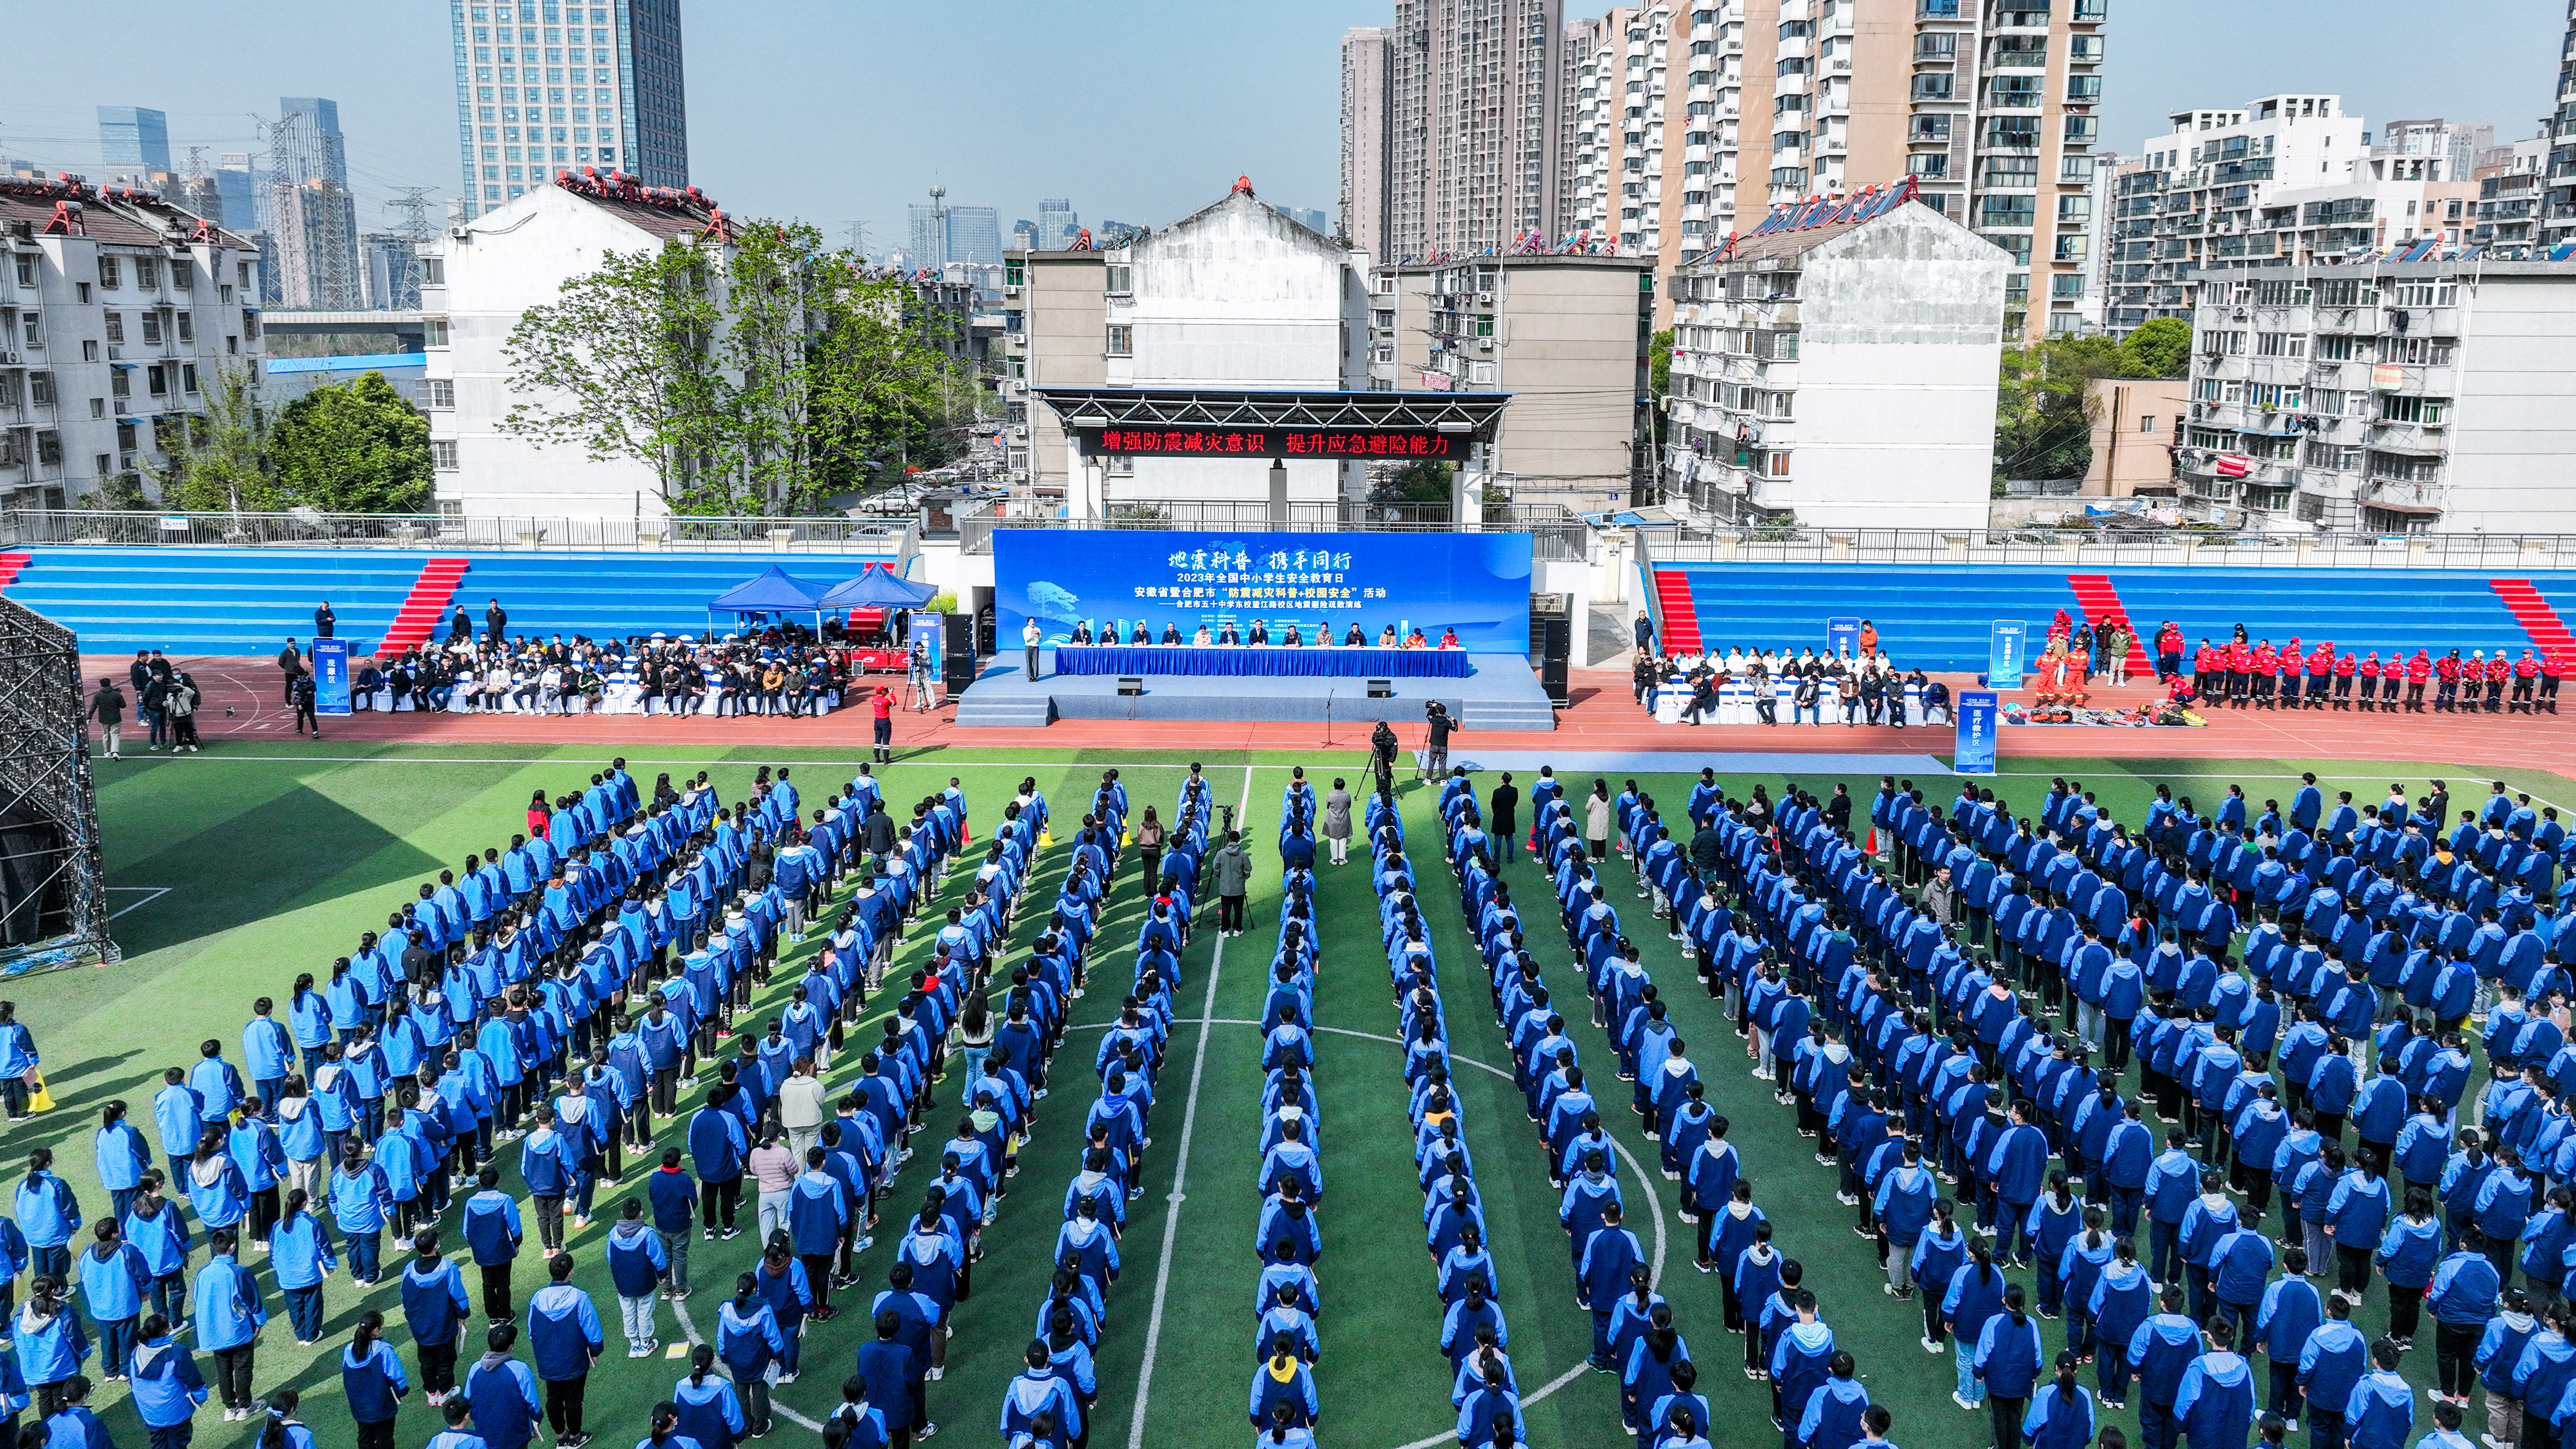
[1663,563,2576,674]
[5,546,903,657]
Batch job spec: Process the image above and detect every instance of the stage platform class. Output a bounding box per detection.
[953,652,1557,730]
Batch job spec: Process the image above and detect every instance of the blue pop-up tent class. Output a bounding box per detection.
[705,565,831,632]
[818,563,936,611]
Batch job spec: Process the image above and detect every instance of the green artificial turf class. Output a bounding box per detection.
[6,744,2573,1448]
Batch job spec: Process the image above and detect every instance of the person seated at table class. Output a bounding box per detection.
[1378,624,1400,649]
[1315,625,1335,649]
[1219,621,1242,646]
[1194,624,1213,646]
[1344,623,1366,647]
[1130,622,1151,645]
[1405,628,1429,649]
[1161,622,1183,645]
[1070,621,1093,645]
[1249,618,1272,645]
[1439,627,1460,649]
[1283,624,1304,647]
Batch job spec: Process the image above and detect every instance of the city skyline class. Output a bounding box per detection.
[0,0,2561,251]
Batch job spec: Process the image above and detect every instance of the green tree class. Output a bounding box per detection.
[1648,327,1674,453]
[1370,457,1455,509]
[144,364,280,512]
[499,236,739,512]
[268,372,432,512]
[803,259,982,500]
[1993,342,2101,485]
[2116,316,2191,379]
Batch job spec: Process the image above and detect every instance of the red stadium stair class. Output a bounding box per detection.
[0,553,29,592]
[1651,567,1701,657]
[2492,577,2576,661]
[2065,574,2154,675]
[377,557,471,654]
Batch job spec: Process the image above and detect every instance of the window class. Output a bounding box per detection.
[2306,441,2361,470]
[1910,74,1953,101]
[1911,115,1951,143]
[2253,332,2305,358]
[1105,324,1132,356]
[175,313,192,344]
[422,256,445,284]
[145,365,165,397]
[2050,273,2085,299]
[2065,75,2102,101]
[1980,195,2037,228]
[1104,454,1134,477]
[426,319,451,346]
[134,257,158,289]
[33,431,57,466]
[104,313,124,344]
[28,373,51,407]
[169,261,190,292]
[2056,195,2092,222]
[428,379,456,409]
[2138,415,2157,434]
[2379,394,2449,425]
[96,256,120,289]
[431,440,460,470]
[1915,32,1956,58]
[1766,451,1792,477]
[10,256,32,289]
[1907,153,1950,179]
[1104,264,1132,294]
[140,315,162,345]
[181,364,197,394]
[81,341,98,362]
[2313,334,2357,361]
[2061,155,2097,184]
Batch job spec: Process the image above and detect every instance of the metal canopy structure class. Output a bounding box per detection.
[1033,387,1511,450]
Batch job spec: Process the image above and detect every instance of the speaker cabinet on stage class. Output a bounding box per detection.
[1531,591,1572,706]
[1116,676,1145,697]
[942,613,979,696]
[1366,678,1394,699]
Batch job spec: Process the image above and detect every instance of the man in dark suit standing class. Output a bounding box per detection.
[1489,772,1521,863]
[313,601,336,639]
[276,638,307,703]
[486,598,509,642]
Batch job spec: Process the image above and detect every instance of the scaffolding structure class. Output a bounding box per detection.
[0,597,114,976]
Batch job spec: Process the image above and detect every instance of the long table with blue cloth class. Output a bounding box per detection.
[1051,645,1473,679]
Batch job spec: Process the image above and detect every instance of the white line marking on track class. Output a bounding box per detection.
[104,887,171,920]
[671,1277,826,1431]
[1124,763,1256,1449]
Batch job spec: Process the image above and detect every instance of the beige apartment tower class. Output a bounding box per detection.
[1361,0,2107,339]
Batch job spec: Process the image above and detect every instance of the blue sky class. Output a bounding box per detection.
[1,0,2561,251]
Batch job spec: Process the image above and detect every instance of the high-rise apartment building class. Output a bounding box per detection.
[96,107,171,183]
[215,154,260,232]
[2103,96,2481,335]
[947,207,1001,267]
[1355,0,1566,261]
[1037,198,1078,250]
[449,0,689,221]
[1340,27,1392,255]
[2545,5,2576,246]
[1418,0,2106,339]
[266,98,362,311]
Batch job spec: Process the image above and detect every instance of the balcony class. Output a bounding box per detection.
[2368,421,2447,456]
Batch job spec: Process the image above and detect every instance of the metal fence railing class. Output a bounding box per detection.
[0,511,911,554]
[1646,527,2576,571]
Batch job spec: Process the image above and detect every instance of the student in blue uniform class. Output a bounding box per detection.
[2176,1320,2258,1449]
[339,1310,410,1449]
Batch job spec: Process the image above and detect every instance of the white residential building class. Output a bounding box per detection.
[999,185,1376,513]
[1663,194,2005,528]
[2178,258,2576,532]
[422,172,734,518]
[0,175,264,507]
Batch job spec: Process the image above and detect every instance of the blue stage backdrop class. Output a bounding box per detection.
[995,530,1535,653]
